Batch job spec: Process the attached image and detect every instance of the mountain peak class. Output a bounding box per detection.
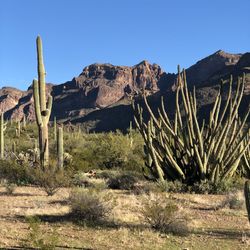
[212,49,242,59]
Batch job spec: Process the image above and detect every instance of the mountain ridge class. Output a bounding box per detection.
[0,50,249,131]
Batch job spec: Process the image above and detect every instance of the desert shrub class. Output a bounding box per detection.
[72,172,95,187]
[0,159,32,185]
[156,180,188,193]
[69,188,111,224]
[72,172,107,190]
[22,216,59,250]
[130,182,155,195]
[227,191,245,209]
[30,165,71,196]
[142,195,190,235]
[95,170,118,180]
[65,131,144,172]
[191,178,244,194]
[1,179,16,195]
[107,174,138,190]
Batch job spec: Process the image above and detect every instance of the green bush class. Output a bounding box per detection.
[69,189,111,224]
[107,174,138,190]
[1,179,16,195]
[156,180,188,193]
[30,165,72,196]
[65,131,144,172]
[72,172,107,190]
[191,178,244,194]
[142,196,190,235]
[0,159,32,185]
[227,191,245,210]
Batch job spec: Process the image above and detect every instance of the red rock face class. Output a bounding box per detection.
[0,87,24,115]
[1,61,164,121]
[2,84,54,121]
[73,60,163,107]
[0,51,249,127]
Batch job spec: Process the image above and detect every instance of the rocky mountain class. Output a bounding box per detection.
[0,50,249,132]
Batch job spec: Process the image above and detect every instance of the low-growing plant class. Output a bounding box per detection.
[72,172,107,190]
[191,178,244,194]
[131,182,154,195]
[142,195,190,235]
[107,173,138,190]
[95,170,118,180]
[69,188,112,224]
[30,165,71,196]
[227,191,245,210]
[22,216,59,250]
[1,179,16,195]
[156,180,188,193]
[72,172,95,187]
[0,159,32,185]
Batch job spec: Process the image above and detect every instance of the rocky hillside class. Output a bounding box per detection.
[0,50,249,131]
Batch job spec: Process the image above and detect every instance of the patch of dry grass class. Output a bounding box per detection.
[0,186,250,249]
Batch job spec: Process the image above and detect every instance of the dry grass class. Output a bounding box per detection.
[0,186,250,249]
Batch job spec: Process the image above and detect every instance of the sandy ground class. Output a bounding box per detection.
[0,186,250,249]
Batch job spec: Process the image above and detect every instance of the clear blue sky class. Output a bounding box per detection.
[0,0,249,90]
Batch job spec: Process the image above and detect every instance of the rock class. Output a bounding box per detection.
[0,50,249,132]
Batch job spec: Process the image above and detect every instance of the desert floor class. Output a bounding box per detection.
[0,186,250,250]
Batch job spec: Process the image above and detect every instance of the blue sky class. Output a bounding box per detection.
[0,0,249,90]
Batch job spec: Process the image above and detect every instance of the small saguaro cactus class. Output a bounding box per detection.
[0,113,7,159]
[57,127,64,169]
[23,115,26,128]
[33,36,53,168]
[54,117,57,141]
[16,120,21,137]
[12,141,16,155]
[244,180,250,223]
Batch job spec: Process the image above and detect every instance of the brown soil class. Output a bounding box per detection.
[0,186,249,249]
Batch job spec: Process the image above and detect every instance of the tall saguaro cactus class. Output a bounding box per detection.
[0,113,7,159]
[33,36,53,168]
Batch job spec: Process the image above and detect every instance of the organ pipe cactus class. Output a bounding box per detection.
[242,130,250,177]
[57,127,64,168]
[133,67,250,184]
[0,113,7,159]
[33,36,53,168]
[244,180,250,223]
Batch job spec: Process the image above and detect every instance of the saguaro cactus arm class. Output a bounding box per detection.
[36,35,46,111]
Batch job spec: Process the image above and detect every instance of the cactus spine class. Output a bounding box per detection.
[33,36,53,168]
[0,113,7,159]
[244,180,250,223]
[57,127,64,168]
